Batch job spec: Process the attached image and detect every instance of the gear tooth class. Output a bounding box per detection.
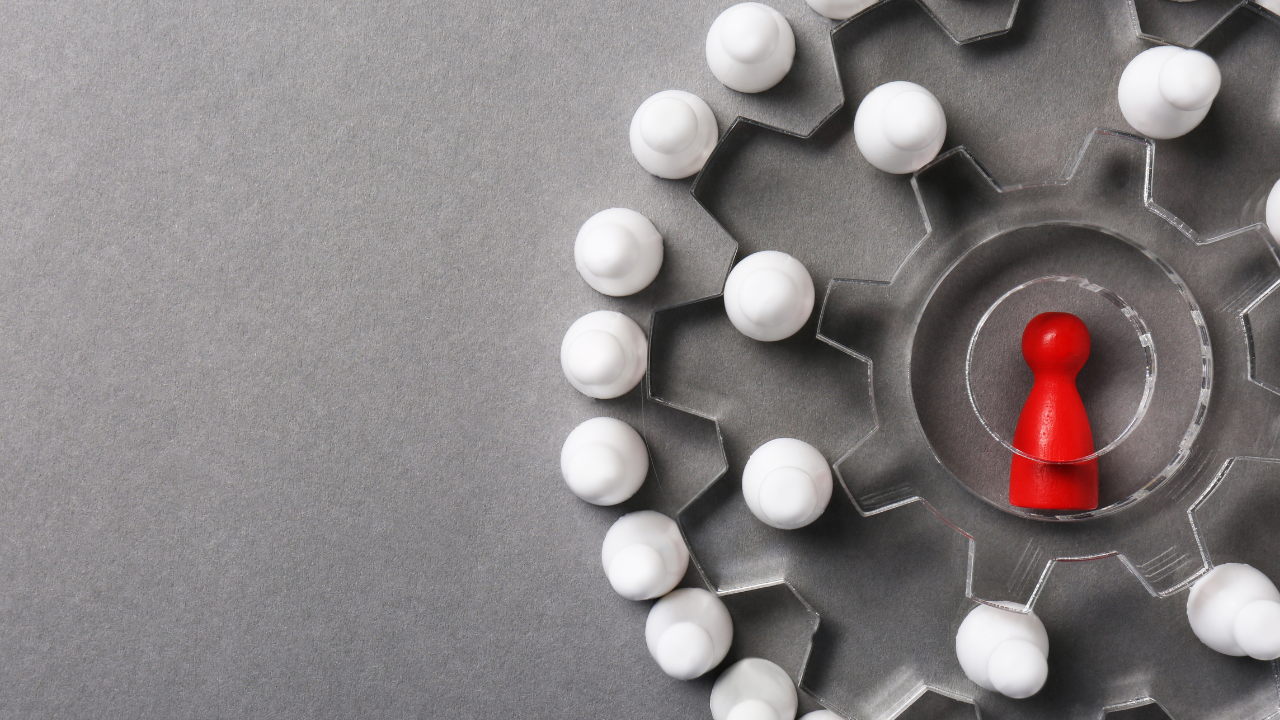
[719,581,821,684]
[1131,0,1243,47]
[818,279,894,361]
[1243,279,1280,396]
[678,4,844,139]
[894,689,978,720]
[834,426,939,514]
[1189,456,1280,574]
[1117,510,1207,597]
[678,470,790,590]
[1105,701,1173,720]
[794,500,972,720]
[1148,6,1280,242]
[641,397,728,516]
[693,114,927,287]
[912,148,1005,241]
[643,197,740,309]
[1058,129,1154,211]
[648,299,705,408]
[1034,557,1279,720]
[835,1,1169,187]
[649,296,873,473]
[916,0,1017,44]
[1172,226,1280,309]
[967,529,1054,607]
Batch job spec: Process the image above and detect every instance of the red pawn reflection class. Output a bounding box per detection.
[1009,312,1099,511]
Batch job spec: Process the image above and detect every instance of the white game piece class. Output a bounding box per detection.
[799,712,842,720]
[803,0,876,21]
[561,417,649,505]
[630,90,719,180]
[560,311,647,399]
[742,438,833,530]
[853,81,947,174]
[955,602,1050,699]
[706,3,796,94]
[1186,563,1280,660]
[1118,46,1220,140]
[1266,177,1279,240]
[723,251,815,341]
[646,587,734,680]
[601,511,689,600]
[710,658,798,720]
[575,209,664,297]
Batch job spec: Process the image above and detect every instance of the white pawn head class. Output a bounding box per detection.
[955,602,1050,699]
[707,3,796,94]
[1187,563,1280,660]
[724,251,815,341]
[710,658,798,720]
[601,510,689,601]
[646,588,734,679]
[575,208,664,297]
[854,81,947,174]
[742,438,833,529]
[802,0,877,20]
[1266,178,1279,241]
[630,90,719,179]
[798,712,842,720]
[560,311,648,399]
[561,417,649,505]
[1159,49,1221,112]
[1118,47,1220,140]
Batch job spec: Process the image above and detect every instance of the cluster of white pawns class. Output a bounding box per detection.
[558,3,1280,717]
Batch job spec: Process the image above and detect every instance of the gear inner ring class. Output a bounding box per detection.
[910,223,1210,521]
[965,274,1156,465]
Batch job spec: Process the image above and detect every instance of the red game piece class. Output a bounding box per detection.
[1008,312,1099,511]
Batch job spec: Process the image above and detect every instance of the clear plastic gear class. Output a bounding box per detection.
[814,127,1280,602]
[638,3,1280,720]
[658,128,1280,720]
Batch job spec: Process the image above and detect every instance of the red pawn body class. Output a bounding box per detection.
[1009,312,1099,511]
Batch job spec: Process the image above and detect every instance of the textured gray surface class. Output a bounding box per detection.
[2,0,1279,719]
[0,0,743,716]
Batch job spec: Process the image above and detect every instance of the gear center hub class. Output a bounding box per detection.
[910,223,1210,520]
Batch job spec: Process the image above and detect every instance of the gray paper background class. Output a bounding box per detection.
[0,0,759,716]
[1,0,1273,718]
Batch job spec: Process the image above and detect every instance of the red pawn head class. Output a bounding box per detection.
[1022,312,1091,376]
[1009,312,1099,512]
